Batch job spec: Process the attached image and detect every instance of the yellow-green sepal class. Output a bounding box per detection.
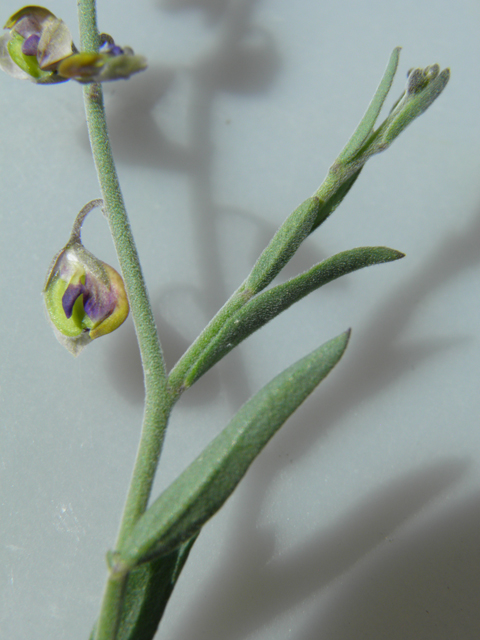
[7,30,49,79]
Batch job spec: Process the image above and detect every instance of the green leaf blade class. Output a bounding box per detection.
[115,537,197,640]
[336,47,401,164]
[183,246,403,387]
[245,196,321,295]
[119,331,351,569]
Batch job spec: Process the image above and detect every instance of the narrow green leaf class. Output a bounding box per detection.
[336,47,401,164]
[116,553,179,640]
[119,331,351,569]
[245,196,321,295]
[115,537,197,640]
[183,246,403,387]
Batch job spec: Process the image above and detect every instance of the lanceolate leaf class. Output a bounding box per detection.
[183,246,403,388]
[116,537,197,640]
[245,196,321,295]
[89,539,197,640]
[118,331,351,570]
[336,47,401,164]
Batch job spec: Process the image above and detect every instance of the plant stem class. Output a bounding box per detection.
[168,284,251,395]
[167,168,340,395]
[78,1,173,638]
[85,78,172,533]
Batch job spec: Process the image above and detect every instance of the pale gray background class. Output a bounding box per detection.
[1,0,479,638]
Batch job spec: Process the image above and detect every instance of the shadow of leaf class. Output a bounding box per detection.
[301,484,480,640]
[170,459,469,640]
[159,0,244,24]
[159,207,480,639]
[104,66,192,170]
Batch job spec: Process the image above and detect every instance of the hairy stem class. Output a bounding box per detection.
[78,1,173,638]
[167,170,339,395]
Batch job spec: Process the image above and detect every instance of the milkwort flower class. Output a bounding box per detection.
[0,6,74,83]
[57,34,147,83]
[43,200,129,355]
[0,6,147,84]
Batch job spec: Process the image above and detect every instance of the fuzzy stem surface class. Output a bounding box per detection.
[78,2,173,638]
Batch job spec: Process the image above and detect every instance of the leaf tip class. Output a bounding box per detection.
[386,248,406,261]
[336,328,352,355]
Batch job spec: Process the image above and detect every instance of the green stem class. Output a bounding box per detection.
[168,284,251,395]
[167,168,340,395]
[78,1,173,638]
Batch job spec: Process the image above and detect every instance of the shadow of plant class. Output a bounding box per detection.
[300,484,480,640]
[169,459,471,640]
[103,0,281,408]
[159,0,249,24]
[96,4,480,638]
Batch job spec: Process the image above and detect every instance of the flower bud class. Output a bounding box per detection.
[372,63,450,153]
[57,36,147,83]
[0,6,74,84]
[43,201,129,355]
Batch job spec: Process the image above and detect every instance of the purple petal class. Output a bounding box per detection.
[22,34,40,56]
[109,45,124,57]
[99,42,124,56]
[62,282,85,318]
[82,274,116,322]
[83,289,115,321]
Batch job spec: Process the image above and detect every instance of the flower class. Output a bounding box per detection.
[57,36,147,83]
[0,6,147,84]
[0,6,74,83]
[43,201,129,355]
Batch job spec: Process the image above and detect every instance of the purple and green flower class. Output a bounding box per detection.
[0,5,146,84]
[43,201,129,355]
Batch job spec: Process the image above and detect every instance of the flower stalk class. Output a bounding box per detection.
[77,1,173,638]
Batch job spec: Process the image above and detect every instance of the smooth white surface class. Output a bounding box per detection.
[1,0,479,638]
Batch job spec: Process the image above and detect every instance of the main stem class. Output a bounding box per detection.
[78,1,173,638]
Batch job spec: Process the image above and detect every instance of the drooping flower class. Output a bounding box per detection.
[0,6,147,84]
[57,36,147,83]
[0,6,74,83]
[43,200,129,355]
